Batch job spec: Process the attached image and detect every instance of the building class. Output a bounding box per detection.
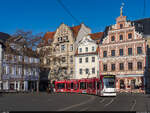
[0,32,11,90]
[75,32,103,79]
[1,36,40,92]
[38,23,91,83]
[99,8,149,93]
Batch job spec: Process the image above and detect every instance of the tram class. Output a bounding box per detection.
[54,74,116,97]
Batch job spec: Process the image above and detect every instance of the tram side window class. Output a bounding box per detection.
[80,82,86,89]
[71,83,74,89]
[57,83,65,89]
[97,82,100,89]
[93,82,96,89]
[66,83,71,89]
[74,83,78,90]
[88,82,92,89]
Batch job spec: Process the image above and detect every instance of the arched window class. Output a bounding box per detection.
[111,36,115,41]
[137,62,142,70]
[120,24,123,29]
[119,35,123,40]
[128,33,132,39]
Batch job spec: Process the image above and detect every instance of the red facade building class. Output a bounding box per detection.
[99,10,149,93]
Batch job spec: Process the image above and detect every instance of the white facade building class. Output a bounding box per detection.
[75,32,103,79]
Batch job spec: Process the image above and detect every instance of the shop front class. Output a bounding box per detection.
[116,74,145,93]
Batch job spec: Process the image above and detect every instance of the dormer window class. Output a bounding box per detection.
[111,36,115,41]
[120,24,123,29]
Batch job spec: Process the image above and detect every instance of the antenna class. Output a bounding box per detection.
[143,0,146,17]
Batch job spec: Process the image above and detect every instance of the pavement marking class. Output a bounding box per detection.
[57,95,95,111]
[130,99,136,111]
[99,99,105,103]
[79,107,89,111]
[104,98,114,107]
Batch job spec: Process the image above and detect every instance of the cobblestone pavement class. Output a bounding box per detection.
[0,92,149,112]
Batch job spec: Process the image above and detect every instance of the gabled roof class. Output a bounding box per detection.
[70,24,82,38]
[131,18,150,35]
[0,32,11,43]
[39,24,82,47]
[88,32,104,44]
[38,31,55,47]
[89,32,104,40]
[43,31,55,42]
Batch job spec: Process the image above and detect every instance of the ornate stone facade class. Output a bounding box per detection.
[99,13,147,93]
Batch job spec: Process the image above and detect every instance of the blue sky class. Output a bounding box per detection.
[0,0,150,35]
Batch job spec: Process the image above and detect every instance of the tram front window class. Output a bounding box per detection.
[103,78,115,88]
[80,82,86,89]
[57,83,65,89]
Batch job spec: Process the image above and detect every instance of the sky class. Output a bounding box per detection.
[0,0,150,35]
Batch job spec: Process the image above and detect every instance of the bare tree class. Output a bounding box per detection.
[3,30,43,92]
[38,42,69,84]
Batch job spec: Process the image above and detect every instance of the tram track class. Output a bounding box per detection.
[57,95,95,111]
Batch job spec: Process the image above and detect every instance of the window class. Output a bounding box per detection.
[62,57,66,62]
[119,49,123,56]
[47,59,50,65]
[92,57,95,62]
[3,67,6,74]
[120,24,123,29]
[111,50,115,56]
[79,48,82,52]
[58,37,62,42]
[85,57,88,63]
[64,36,68,41]
[79,58,82,63]
[79,68,82,74]
[61,45,65,51]
[120,35,123,40]
[128,48,132,55]
[92,68,95,74]
[92,46,95,51]
[70,68,73,74]
[119,63,124,70]
[9,67,12,74]
[137,62,142,70]
[48,39,51,43]
[103,51,107,57]
[120,80,125,89]
[128,62,133,70]
[137,47,142,54]
[111,36,115,41]
[70,56,73,63]
[70,44,73,51]
[86,47,88,52]
[64,70,67,74]
[128,33,132,39]
[111,64,115,71]
[86,68,89,74]
[103,64,107,71]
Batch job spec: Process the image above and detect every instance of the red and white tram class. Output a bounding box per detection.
[53,74,116,97]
